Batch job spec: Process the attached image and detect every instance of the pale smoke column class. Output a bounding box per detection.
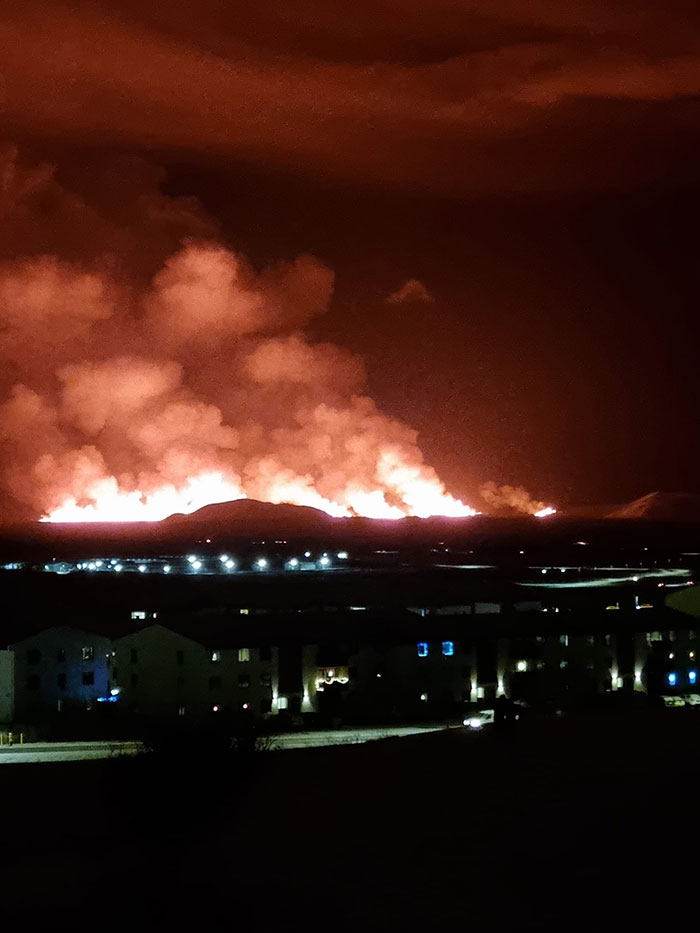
[479,481,556,517]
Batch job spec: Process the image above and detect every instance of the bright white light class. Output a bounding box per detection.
[534,507,557,518]
[187,555,197,564]
[541,568,547,574]
[242,703,249,710]
[138,564,146,573]
[304,551,311,558]
[225,560,235,570]
[319,556,330,567]
[288,558,299,568]
[110,559,117,565]
[337,551,348,559]
[256,558,268,569]
[114,564,123,573]
[464,717,484,730]
[192,560,202,570]
[212,705,219,712]
[219,554,229,563]
[420,693,428,702]
[95,560,103,568]
[516,660,527,672]
[110,687,121,696]
[88,563,96,571]
[163,565,171,574]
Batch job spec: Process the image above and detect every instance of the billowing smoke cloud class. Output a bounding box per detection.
[0,146,478,522]
[479,481,550,516]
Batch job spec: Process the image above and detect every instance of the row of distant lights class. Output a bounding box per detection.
[74,551,348,575]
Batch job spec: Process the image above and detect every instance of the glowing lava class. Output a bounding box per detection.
[534,507,557,518]
[41,460,479,523]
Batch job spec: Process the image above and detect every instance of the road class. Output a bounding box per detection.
[268,724,452,750]
[0,740,145,764]
[0,725,453,763]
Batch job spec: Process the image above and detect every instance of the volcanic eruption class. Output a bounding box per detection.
[0,147,553,523]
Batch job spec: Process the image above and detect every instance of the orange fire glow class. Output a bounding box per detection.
[41,458,479,523]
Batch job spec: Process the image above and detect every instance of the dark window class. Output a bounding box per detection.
[259,698,272,714]
[82,671,94,686]
[27,649,41,665]
[259,646,272,662]
[112,668,119,681]
[176,650,184,665]
[260,673,272,687]
[238,674,250,688]
[176,676,185,689]
[57,673,66,690]
[130,649,138,664]
[57,649,66,663]
[82,646,94,661]
[26,674,40,690]
[131,674,139,688]
[209,676,222,690]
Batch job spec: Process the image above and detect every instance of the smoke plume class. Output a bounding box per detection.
[479,481,551,516]
[0,146,480,522]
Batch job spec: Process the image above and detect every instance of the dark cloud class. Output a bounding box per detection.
[1,2,699,193]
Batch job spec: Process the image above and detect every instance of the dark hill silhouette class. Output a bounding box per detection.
[608,491,700,522]
[163,497,339,531]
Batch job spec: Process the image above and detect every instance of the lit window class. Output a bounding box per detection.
[690,670,698,685]
[420,693,428,702]
[667,672,677,687]
[178,706,186,716]
[238,648,250,663]
[516,660,528,673]
[560,660,568,669]
[441,641,455,657]
[560,635,569,647]
[277,696,288,710]
[211,651,221,662]
[131,611,147,620]
[82,646,94,661]
[417,642,429,658]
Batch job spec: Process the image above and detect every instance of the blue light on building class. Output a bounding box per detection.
[667,672,677,687]
[417,642,429,658]
[441,641,454,657]
[690,670,697,685]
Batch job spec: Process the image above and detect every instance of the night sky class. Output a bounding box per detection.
[1,0,700,516]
